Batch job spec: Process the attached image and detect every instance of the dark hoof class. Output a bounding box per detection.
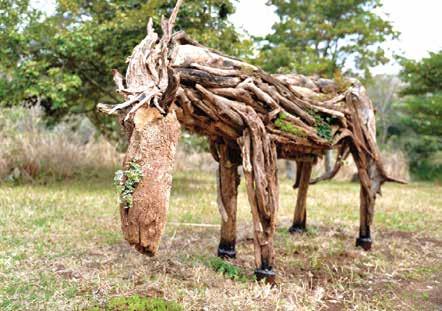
[134,245,155,257]
[217,244,236,259]
[288,224,306,234]
[255,268,276,285]
[356,237,372,251]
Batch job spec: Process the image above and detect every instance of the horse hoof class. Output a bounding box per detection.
[356,237,372,251]
[255,268,276,285]
[288,224,306,234]
[217,244,236,259]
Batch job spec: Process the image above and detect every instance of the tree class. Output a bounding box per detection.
[256,0,398,79]
[0,0,252,144]
[395,51,442,180]
[367,75,402,145]
[255,0,398,174]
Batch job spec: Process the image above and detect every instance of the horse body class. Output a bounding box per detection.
[98,6,400,282]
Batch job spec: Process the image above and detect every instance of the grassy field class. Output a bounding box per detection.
[0,172,441,310]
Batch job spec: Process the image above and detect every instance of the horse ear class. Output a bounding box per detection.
[112,69,126,94]
[97,103,119,116]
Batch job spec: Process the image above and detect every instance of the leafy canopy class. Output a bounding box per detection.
[398,51,442,137]
[256,0,398,79]
[0,0,252,142]
[395,51,442,180]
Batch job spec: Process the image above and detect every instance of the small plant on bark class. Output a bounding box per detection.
[307,109,333,141]
[315,115,333,141]
[274,112,307,137]
[114,162,143,209]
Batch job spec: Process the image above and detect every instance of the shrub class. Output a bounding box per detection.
[0,106,121,183]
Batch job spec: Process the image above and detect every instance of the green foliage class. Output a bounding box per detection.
[399,51,442,97]
[256,0,398,79]
[394,51,442,181]
[308,110,333,141]
[207,257,249,282]
[397,93,442,139]
[0,0,252,142]
[274,112,306,137]
[88,295,182,311]
[0,0,39,70]
[315,118,333,141]
[181,132,209,153]
[114,162,143,208]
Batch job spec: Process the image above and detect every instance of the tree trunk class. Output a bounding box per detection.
[324,149,333,174]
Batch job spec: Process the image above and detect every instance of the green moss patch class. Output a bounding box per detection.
[274,112,307,137]
[306,109,334,141]
[114,161,143,209]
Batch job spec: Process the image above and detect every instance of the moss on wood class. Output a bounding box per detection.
[114,161,143,209]
[306,109,333,141]
[274,112,307,137]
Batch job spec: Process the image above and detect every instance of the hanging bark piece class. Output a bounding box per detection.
[120,107,181,255]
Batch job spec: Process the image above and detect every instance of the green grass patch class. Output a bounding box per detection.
[0,173,441,310]
[89,295,182,311]
[207,257,250,282]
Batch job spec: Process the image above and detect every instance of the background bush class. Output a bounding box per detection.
[0,106,121,183]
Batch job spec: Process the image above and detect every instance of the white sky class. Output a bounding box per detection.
[33,0,442,75]
[231,0,442,75]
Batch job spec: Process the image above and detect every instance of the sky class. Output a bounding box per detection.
[32,0,442,75]
[231,0,442,75]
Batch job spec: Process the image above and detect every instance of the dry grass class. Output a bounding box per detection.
[0,171,441,310]
[0,107,121,182]
[175,150,410,183]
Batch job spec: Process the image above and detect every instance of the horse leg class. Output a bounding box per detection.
[239,128,278,284]
[356,184,373,251]
[216,143,240,259]
[350,148,375,251]
[244,170,278,284]
[289,161,312,234]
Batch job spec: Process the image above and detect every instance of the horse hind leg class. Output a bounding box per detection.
[215,142,240,259]
[289,161,313,234]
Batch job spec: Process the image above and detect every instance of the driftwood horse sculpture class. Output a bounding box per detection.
[98,1,401,283]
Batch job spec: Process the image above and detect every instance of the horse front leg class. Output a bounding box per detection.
[351,149,376,252]
[238,128,279,284]
[216,143,240,259]
[289,161,313,234]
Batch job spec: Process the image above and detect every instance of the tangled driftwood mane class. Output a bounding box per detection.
[98,0,403,282]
